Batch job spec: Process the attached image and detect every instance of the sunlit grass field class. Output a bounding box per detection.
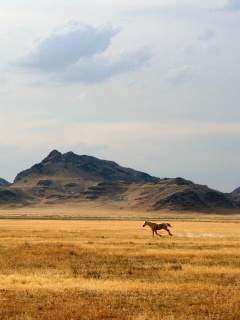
[0,217,239,319]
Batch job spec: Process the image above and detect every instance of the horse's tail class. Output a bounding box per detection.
[167,223,173,228]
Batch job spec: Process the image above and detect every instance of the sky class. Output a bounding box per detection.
[0,0,239,193]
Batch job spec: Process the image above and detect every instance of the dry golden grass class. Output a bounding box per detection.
[0,217,240,319]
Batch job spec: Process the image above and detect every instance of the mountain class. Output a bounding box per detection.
[230,186,240,208]
[14,149,158,185]
[232,186,240,194]
[140,178,238,211]
[0,178,11,187]
[0,150,239,213]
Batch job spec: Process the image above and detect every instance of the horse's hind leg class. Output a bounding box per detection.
[166,228,173,236]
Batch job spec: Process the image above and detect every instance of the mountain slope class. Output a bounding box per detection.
[0,150,238,213]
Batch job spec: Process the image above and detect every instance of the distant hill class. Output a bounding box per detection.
[0,178,11,187]
[140,177,238,212]
[232,186,240,194]
[230,186,240,208]
[0,150,239,213]
[0,188,34,206]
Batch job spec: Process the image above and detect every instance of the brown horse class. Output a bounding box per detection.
[143,221,173,237]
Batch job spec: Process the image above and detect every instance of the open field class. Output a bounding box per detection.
[1,203,240,220]
[0,215,240,319]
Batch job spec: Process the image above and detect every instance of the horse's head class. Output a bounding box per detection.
[143,221,147,227]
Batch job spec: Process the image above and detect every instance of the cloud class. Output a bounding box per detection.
[59,45,152,84]
[223,0,240,11]
[166,65,199,86]
[14,20,152,84]
[214,0,240,12]
[198,29,215,41]
[18,21,120,72]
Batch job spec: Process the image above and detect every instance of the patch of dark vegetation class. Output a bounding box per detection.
[173,177,194,186]
[63,183,78,188]
[46,194,66,199]
[37,180,53,187]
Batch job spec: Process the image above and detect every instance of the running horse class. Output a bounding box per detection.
[143,221,173,237]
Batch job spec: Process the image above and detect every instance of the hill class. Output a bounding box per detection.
[0,178,11,187]
[0,150,239,213]
[232,186,240,194]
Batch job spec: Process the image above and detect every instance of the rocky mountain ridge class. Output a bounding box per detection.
[14,150,158,185]
[0,150,240,213]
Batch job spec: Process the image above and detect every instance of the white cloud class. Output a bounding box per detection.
[17,21,120,72]
[198,29,215,41]
[14,20,152,84]
[60,45,152,84]
[222,0,240,11]
[213,0,240,12]
[166,65,199,86]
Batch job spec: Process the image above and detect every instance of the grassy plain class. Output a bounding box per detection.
[0,213,240,319]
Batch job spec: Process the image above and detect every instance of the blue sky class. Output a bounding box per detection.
[0,0,239,192]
